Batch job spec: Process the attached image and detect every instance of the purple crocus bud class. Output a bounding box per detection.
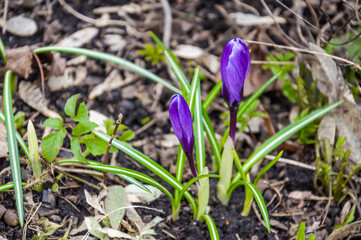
[220,38,250,143]
[220,38,250,109]
[169,94,197,177]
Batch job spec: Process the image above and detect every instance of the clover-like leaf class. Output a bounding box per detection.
[41,128,66,163]
[43,118,63,130]
[72,120,98,136]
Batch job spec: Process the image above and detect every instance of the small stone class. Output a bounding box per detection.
[6,15,37,37]
[42,189,56,207]
[4,210,19,226]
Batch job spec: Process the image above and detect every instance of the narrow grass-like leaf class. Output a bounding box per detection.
[196,167,210,220]
[203,80,222,111]
[177,173,219,204]
[231,101,343,186]
[0,182,27,192]
[92,130,197,213]
[228,181,270,232]
[0,37,7,65]
[57,158,173,203]
[222,72,281,145]
[34,47,181,94]
[114,174,151,193]
[254,151,283,185]
[297,222,306,240]
[200,215,220,240]
[217,138,233,206]
[0,110,30,159]
[3,70,24,228]
[232,149,246,181]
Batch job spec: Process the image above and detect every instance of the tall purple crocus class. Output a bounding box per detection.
[221,38,251,143]
[169,94,197,178]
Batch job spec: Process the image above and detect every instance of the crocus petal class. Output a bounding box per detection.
[221,38,250,109]
[169,94,194,154]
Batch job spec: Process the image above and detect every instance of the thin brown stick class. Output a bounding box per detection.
[243,39,361,71]
[55,168,101,190]
[102,113,123,165]
[33,53,46,99]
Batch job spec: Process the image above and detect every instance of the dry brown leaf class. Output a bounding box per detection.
[309,43,361,163]
[47,66,87,91]
[1,46,33,79]
[230,13,286,26]
[18,81,62,119]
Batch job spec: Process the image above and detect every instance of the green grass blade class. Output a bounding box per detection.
[0,37,7,65]
[34,46,181,94]
[150,32,190,93]
[0,182,27,192]
[296,222,306,240]
[254,151,283,185]
[203,80,222,111]
[177,174,219,204]
[189,67,206,172]
[92,130,197,213]
[222,72,281,144]
[231,101,343,186]
[3,70,24,228]
[114,174,151,193]
[0,110,30,159]
[228,181,270,232]
[200,215,220,240]
[202,112,221,169]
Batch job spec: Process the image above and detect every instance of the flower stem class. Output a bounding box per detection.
[186,152,198,178]
[229,107,238,144]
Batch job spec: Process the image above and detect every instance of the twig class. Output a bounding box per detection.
[251,201,277,234]
[23,202,42,239]
[58,0,128,27]
[134,118,157,136]
[250,60,294,65]
[264,155,316,171]
[321,181,332,225]
[161,0,172,47]
[55,168,101,190]
[2,0,8,34]
[33,53,46,99]
[102,113,123,165]
[214,4,245,39]
[243,39,361,71]
[260,0,303,48]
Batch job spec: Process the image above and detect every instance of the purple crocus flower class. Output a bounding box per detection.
[220,38,250,143]
[169,94,197,177]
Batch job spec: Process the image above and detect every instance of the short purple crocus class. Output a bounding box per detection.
[221,38,251,143]
[169,94,197,178]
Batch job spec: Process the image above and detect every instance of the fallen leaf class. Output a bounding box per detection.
[310,43,361,163]
[84,189,105,215]
[57,27,99,48]
[125,184,162,203]
[173,44,204,59]
[97,228,133,239]
[102,185,126,230]
[1,46,33,79]
[103,34,127,52]
[5,15,37,37]
[47,66,87,91]
[84,216,110,240]
[18,81,62,119]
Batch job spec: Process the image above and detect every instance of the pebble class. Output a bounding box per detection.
[4,210,19,226]
[5,15,37,37]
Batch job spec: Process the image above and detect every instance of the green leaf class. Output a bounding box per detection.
[3,70,24,227]
[64,94,79,117]
[72,120,98,136]
[296,222,306,240]
[73,102,89,122]
[254,151,283,185]
[217,138,234,206]
[118,130,134,141]
[14,111,25,130]
[196,167,210,220]
[43,118,63,130]
[0,37,7,65]
[42,128,66,163]
[71,137,86,163]
[81,135,117,156]
[200,215,220,240]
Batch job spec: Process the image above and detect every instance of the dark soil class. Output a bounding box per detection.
[0,0,360,240]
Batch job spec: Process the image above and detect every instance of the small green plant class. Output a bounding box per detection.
[296,222,316,240]
[315,136,361,203]
[137,43,166,66]
[263,51,297,102]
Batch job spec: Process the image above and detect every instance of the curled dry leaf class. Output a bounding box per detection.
[309,43,361,163]
[18,81,62,120]
[5,15,37,37]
